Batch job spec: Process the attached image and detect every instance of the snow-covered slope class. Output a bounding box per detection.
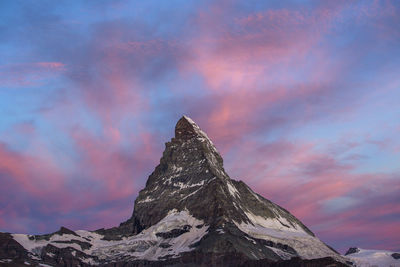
[12,210,208,265]
[345,248,400,267]
[235,210,339,260]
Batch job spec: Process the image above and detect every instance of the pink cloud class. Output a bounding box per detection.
[70,126,160,203]
[0,62,65,87]
[181,4,345,92]
[221,138,399,251]
[0,122,162,233]
[36,62,66,69]
[0,143,65,198]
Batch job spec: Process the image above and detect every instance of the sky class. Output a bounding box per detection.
[0,0,399,253]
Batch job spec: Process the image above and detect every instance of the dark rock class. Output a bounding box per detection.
[156,225,191,239]
[0,233,28,259]
[58,226,79,237]
[40,243,97,267]
[242,256,349,267]
[159,243,172,248]
[255,238,297,255]
[32,226,80,241]
[345,247,360,255]
[392,252,400,259]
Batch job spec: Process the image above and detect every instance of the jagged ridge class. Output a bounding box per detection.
[0,116,348,266]
[117,116,341,261]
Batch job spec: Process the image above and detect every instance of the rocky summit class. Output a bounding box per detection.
[0,116,349,266]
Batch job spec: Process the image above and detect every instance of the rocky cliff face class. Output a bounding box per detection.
[0,116,347,266]
[119,116,339,260]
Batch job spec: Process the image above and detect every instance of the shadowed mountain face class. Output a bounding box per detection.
[131,116,314,231]
[0,116,347,266]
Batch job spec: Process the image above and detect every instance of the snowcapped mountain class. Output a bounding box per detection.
[0,116,353,266]
[345,247,400,267]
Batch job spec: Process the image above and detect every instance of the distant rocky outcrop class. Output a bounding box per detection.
[345,247,360,255]
[345,247,400,267]
[392,252,400,259]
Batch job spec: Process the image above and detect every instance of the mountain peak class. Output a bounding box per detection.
[173,115,224,172]
[175,115,205,140]
[2,116,347,266]
[106,115,342,263]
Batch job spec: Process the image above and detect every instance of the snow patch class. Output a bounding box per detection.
[250,189,264,203]
[180,187,202,201]
[173,180,204,189]
[138,196,155,203]
[244,211,305,235]
[12,210,208,264]
[346,248,400,267]
[268,246,294,260]
[235,211,340,260]
[227,182,239,198]
[92,209,208,261]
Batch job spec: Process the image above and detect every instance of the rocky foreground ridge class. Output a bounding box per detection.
[1,116,396,266]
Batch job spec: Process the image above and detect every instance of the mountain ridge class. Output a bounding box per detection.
[0,116,353,266]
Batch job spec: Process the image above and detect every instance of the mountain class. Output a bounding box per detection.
[345,247,400,267]
[0,116,349,266]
